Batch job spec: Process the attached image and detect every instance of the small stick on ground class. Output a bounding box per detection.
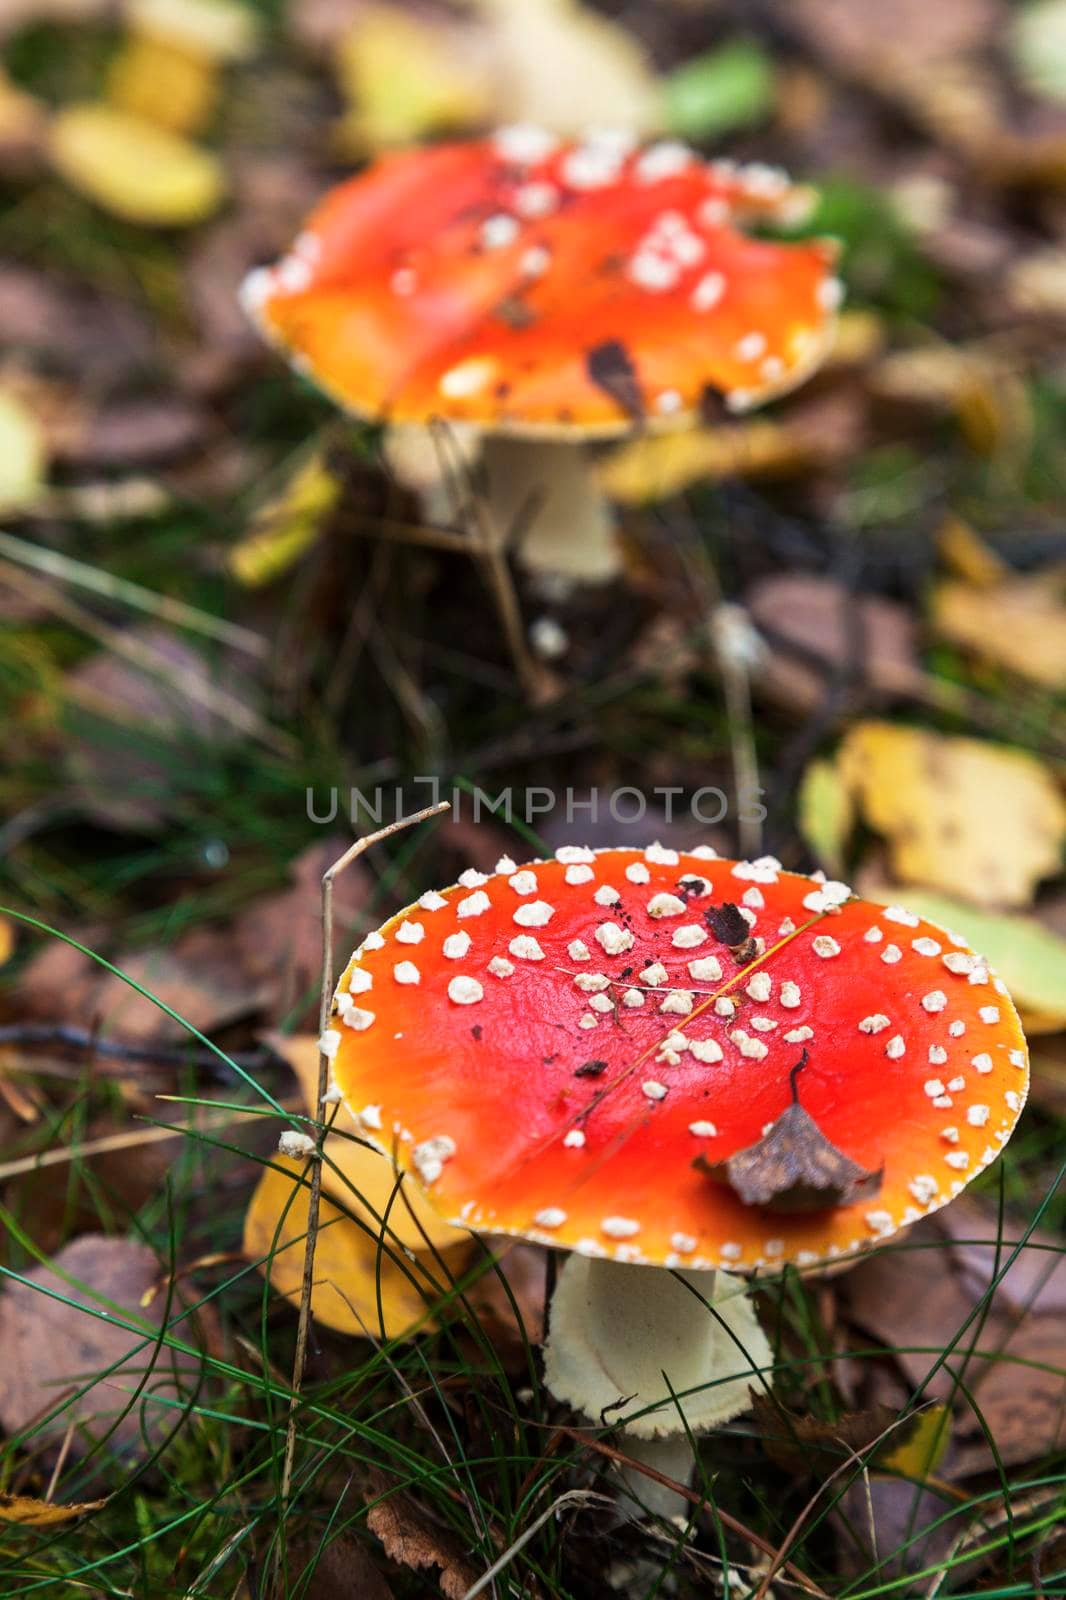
[272,801,449,1594]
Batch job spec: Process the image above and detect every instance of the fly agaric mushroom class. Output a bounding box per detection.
[325,846,1028,1511]
[242,130,841,587]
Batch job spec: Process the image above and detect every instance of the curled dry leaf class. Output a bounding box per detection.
[243,1157,475,1339]
[364,1471,478,1600]
[835,721,1066,908]
[0,1493,108,1526]
[49,103,225,227]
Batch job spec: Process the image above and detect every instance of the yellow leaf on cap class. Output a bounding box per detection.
[836,721,1066,909]
[334,6,491,153]
[228,452,340,588]
[869,886,1066,1034]
[49,103,224,226]
[243,1157,475,1339]
[933,571,1066,689]
[268,1032,461,1254]
[0,390,47,514]
[0,1493,107,1526]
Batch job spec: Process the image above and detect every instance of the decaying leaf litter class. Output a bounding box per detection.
[2,0,1066,1595]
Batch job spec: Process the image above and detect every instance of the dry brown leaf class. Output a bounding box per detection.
[0,1492,108,1526]
[18,924,267,1045]
[843,1198,1066,1473]
[835,721,1066,907]
[751,1394,949,1480]
[232,839,370,1029]
[364,1472,479,1599]
[243,1158,475,1339]
[0,1235,217,1470]
[746,575,920,715]
[933,570,1066,688]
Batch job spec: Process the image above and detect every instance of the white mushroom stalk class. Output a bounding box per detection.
[543,1255,772,1517]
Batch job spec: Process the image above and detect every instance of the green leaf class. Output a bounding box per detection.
[662,40,775,141]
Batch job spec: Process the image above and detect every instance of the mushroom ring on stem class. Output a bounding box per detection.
[242,130,841,585]
[325,845,1028,1510]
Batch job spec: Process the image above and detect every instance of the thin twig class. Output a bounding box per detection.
[0,1023,278,1077]
[272,801,450,1595]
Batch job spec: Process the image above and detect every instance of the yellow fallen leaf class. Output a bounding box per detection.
[334,6,491,153]
[868,886,1066,1033]
[836,722,1066,908]
[879,1404,951,1481]
[228,453,341,587]
[797,757,854,878]
[243,1157,475,1339]
[128,0,258,61]
[0,1492,107,1525]
[936,513,1008,588]
[0,389,47,514]
[869,345,1031,463]
[49,103,225,227]
[597,420,805,504]
[933,571,1066,689]
[108,35,219,136]
[478,0,661,137]
[269,1033,461,1254]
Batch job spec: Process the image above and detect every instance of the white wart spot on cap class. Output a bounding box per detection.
[448,976,483,1005]
[909,1174,938,1206]
[661,990,694,1015]
[394,961,421,985]
[348,967,372,994]
[647,892,687,918]
[979,1006,1001,1024]
[625,861,650,884]
[443,932,472,960]
[972,1053,994,1074]
[785,1025,814,1042]
[882,944,902,964]
[563,1128,586,1148]
[596,921,634,955]
[864,926,884,943]
[645,842,680,866]
[568,940,591,962]
[689,955,723,981]
[746,971,772,1003]
[780,981,801,1008]
[884,905,919,927]
[912,937,941,957]
[594,885,621,906]
[458,891,491,918]
[459,868,488,888]
[510,935,545,961]
[689,1039,722,1064]
[509,870,538,895]
[601,1216,640,1239]
[885,1035,906,1059]
[622,987,645,1007]
[396,920,425,945]
[514,900,555,927]
[488,956,514,978]
[859,1014,890,1034]
[673,924,706,949]
[812,935,840,958]
[565,864,595,885]
[640,961,669,985]
[419,891,448,912]
[922,991,948,1013]
[413,1134,456,1185]
[534,1207,567,1229]
[642,1080,668,1101]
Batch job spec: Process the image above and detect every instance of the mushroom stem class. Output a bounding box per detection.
[479,436,621,587]
[543,1255,771,1516]
[614,1434,704,1522]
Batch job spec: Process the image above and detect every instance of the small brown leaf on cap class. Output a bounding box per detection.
[706,902,750,946]
[699,1053,882,1213]
[585,338,644,425]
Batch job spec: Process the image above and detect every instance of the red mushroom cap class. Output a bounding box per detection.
[328,847,1029,1272]
[242,130,841,435]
